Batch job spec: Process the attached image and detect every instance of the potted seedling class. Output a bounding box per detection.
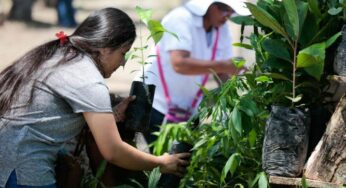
[152,73,270,187]
[148,0,344,186]
[124,6,176,132]
[238,0,343,177]
[328,0,346,76]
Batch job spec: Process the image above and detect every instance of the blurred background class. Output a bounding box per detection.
[0,0,255,96]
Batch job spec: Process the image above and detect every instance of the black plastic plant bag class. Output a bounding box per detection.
[124,81,156,132]
[159,141,192,188]
[334,24,346,76]
[262,105,310,177]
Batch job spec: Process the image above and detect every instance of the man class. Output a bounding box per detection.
[137,0,250,145]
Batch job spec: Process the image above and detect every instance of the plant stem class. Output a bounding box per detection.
[292,39,298,106]
[139,20,145,84]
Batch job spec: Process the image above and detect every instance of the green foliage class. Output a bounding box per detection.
[153,73,271,187]
[153,122,193,155]
[149,1,344,187]
[135,6,177,44]
[239,0,343,106]
[147,167,162,188]
[126,6,177,83]
[114,168,162,188]
[81,160,107,188]
[326,0,346,19]
[301,176,309,188]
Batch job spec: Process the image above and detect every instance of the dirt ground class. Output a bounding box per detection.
[0,0,254,96]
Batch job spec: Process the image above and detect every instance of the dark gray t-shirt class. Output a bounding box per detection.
[0,53,113,186]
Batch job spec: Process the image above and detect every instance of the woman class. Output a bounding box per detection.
[0,8,189,187]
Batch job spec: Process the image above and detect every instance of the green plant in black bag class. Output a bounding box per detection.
[153,74,270,187]
[124,6,177,132]
[232,0,343,178]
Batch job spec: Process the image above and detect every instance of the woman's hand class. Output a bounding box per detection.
[158,153,191,177]
[113,95,136,122]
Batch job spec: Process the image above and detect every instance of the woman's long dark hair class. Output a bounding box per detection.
[0,8,136,116]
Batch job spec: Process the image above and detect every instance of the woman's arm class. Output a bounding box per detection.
[83,112,189,176]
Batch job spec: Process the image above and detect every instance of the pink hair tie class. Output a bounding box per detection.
[55,31,68,46]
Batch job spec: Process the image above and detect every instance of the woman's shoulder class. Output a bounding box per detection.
[56,54,99,75]
[44,54,105,88]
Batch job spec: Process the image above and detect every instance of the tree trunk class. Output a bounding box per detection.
[9,0,34,21]
[304,94,346,184]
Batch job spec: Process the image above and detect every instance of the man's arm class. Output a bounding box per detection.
[169,50,241,75]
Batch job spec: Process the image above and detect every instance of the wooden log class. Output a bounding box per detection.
[269,176,342,188]
[325,76,346,103]
[304,94,346,184]
[327,75,346,84]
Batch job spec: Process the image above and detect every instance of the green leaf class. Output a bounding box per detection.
[250,173,261,187]
[262,39,291,61]
[200,85,211,98]
[229,119,239,143]
[297,53,320,68]
[308,0,322,18]
[135,6,152,25]
[297,43,325,64]
[233,42,253,50]
[255,75,273,84]
[230,15,255,25]
[268,73,290,81]
[192,137,208,150]
[258,172,268,188]
[248,129,257,147]
[147,20,165,44]
[308,19,335,45]
[85,179,98,188]
[220,153,240,182]
[297,1,308,33]
[295,81,320,89]
[283,0,299,38]
[96,160,107,178]
[328,7,343,15]
[266,73,291,81]
[129,179,145,188]
[285,94,303,103]
[231,107,242,134]
[300,13,318,46]
[246,3,288,38]
[239,98,258,117]
[231,57,246,68]
[297,43,325,80]
[148,167,161,188]
[325,31,341,48]
[304,63,324,80]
